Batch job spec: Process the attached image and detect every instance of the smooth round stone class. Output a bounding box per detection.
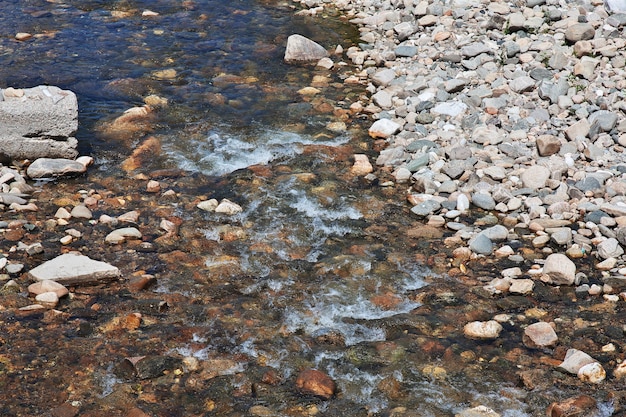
[70,205,92,219]
[411,199,441,217]
[509,279,535,295]
[543,253,576,285]
[469,233,493,255]
[445,209,462,219]
[578,362,606,384]
[463,320,503,340]
[472,193,496,210]
[447,222,466,231]
[35,291,59,308]
[197,199,219,212]
[5,263,23,274]
[597,238,624,259]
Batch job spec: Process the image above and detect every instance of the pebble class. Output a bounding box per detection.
[523,321,558,348]
[542,253,577,285]
[463,320,503,340]
[105,227,142,244]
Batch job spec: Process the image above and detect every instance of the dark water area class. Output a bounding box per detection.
[0,0,361,160]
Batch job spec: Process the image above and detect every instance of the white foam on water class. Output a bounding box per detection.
[282,287,420,346]
[289,191,362,222]
[165,127,350,176]
[313,351,388,413]
[98,363,122,398]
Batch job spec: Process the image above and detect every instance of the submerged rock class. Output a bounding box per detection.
[295,369,336,399]
[463,320,503,340]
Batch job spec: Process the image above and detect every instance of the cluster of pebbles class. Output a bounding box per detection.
[296,0,626,295]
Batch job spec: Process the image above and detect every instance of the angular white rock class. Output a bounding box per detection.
[27,252,120,285]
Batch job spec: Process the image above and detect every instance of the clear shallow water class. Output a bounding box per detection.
[0,1,592,416]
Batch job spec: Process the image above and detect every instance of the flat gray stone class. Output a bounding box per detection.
[469,233,493,255]
[26,158,87,179]
[411,199,441,216]
[460,43,492,58]
[27,252,120,286]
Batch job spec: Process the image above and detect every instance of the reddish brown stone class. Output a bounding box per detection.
[295,369,336,399]
[127,275,156,292]
[121,136,161,172]
[547,395,597,417]
[4,228,25,241]
[371,292,403,309]
[127,407,151,417]
[51,403,79,417]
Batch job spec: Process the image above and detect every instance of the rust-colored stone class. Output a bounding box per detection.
[371,292,403,309]
[51,403,79,417]
[121,136,162,172]
[295,369,336,399]
[546,395,597,417]
[127,407,151,417]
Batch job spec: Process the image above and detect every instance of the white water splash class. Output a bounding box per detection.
[166,127,350,176]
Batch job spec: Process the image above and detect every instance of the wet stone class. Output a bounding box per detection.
[463,320,503,339]
[523,321,558,348]
[295,369,336,399]
[133,355,183,380]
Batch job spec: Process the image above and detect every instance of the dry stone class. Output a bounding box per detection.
[284,34,328,63]
[543,253,576,285]
[0,86,78,160]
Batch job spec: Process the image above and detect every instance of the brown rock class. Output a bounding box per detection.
[51,403,79,417]
[127,407,152,417]
[295,369,336,399]
[121,313,142,330]
[28,280,69,298]
[100,106,154,141]
[536,135,561,157]
[407,225,444,239]
[547,395,597,417]
[121,136,162,172]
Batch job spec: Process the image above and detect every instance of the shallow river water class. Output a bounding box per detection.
[0,1,620,417]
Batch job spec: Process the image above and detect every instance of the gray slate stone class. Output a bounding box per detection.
[410,199,441,216]
[472,193,496,210]
[26,158,87,179]
[469,233,493,255]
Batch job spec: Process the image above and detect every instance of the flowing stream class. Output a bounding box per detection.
[2,1,614,416]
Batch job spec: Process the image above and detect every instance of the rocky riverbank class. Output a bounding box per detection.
[4,0,626,415]
[292,0,626,413]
